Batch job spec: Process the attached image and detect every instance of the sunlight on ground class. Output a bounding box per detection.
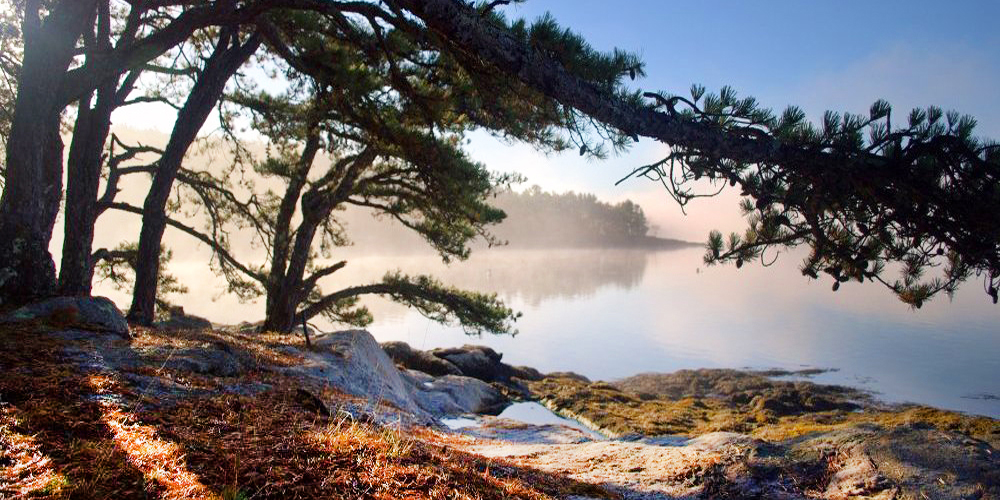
[0,407,67,497]
[88,375,217,500]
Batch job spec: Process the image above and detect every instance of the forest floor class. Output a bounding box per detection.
[0,323,613,499]
[1,320,998,499]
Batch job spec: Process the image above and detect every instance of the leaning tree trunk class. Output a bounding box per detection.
[127,32,261,325]
[260,149,373,332]
[58,80,117,295]
[261,136,320,332]
[262,217,322,333]
[0,1,98,307]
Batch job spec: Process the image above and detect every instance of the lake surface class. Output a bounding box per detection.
[100,247,1000,418]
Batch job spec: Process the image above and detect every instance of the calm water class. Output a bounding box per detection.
[100,247,1000,418]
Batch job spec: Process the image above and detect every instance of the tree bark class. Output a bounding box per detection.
[60,1,140,296]
[0,0,98,307]
[127,31,261,325]
[57,83,116,295]
[263,134,320,325]
[262,212,321,333]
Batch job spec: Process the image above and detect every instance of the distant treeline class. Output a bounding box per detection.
[491,186,650,247]
[342,185,695,251]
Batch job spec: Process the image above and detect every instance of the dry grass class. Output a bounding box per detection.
[0,323,616,499]
[129,327,307,368]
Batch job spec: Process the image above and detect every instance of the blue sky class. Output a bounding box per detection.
[465,0,1000,239]
[114,1,1000,240]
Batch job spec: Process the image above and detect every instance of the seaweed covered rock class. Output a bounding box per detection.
[614,369,866,416]
[746,387,859,417]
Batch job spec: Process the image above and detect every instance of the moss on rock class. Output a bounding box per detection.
[528,370,1000,449]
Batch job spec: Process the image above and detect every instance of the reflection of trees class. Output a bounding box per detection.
[402,249,654,307]
[345,249,657,323]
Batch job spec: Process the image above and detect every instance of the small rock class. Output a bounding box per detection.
[295,388,331,416]
[154,306,213,331]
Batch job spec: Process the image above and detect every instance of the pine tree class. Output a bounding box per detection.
[0,0,996,315]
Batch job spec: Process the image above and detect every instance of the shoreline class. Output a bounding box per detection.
[3,301,997,498]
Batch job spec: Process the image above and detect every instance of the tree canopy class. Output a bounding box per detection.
[0,0,996,331]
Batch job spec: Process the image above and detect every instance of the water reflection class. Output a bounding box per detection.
[92,246,1000,418]
[357,248,653,306]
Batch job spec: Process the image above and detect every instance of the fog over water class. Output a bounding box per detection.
[93,243,1000,418]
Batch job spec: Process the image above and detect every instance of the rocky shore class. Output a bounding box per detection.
[2,298,998,499]
[384,340,1000,499]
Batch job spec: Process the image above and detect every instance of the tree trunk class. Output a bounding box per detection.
[262,290,302,333]
[263,135,319,323]
[58,81,116,295]
[0,0,98,307]
[260,149,374,332]
[262,215,322,333]
[127,31,261,325]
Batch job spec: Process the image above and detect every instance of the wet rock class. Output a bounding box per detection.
[2,296,129,337]
[403,369,508,416]
[381,341,462,376]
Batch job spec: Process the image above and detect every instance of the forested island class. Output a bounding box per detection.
[342,186,698,250]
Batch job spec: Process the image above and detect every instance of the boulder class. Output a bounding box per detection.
[382,341,462,376]
[159,346,245,377]
[512,365,545,381]
[429,345,522,383]
[2,296,129,337]
[154,306,213,331]
[236,321,262,333]
[403,369,508,416]
[280,330,425,417]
